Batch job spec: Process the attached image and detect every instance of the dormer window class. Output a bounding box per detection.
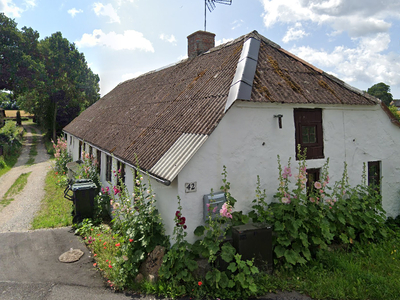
[294,108,324,160]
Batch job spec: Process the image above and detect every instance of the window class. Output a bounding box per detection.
[368,161,381,193]
[96,150,102,174]
[294,108,324,160]
[306,168,320,195]
[79,141,83,160]
[117,161,125,185]
[106,155,112,182]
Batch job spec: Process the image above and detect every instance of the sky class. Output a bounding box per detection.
[2,0,400,99]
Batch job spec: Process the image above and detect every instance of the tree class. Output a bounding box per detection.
[33,32,100,141]
[367,82,393,106]
[0,13,43,94]
[16,110,21,126]
[1,14,100,140]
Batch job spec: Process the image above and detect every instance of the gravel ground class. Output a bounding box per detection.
[0,125,52,232]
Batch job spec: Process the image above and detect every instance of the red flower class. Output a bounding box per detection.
[93,263,97,267]
[115,243,120,247]
[175,211,181,217]
[198,281,202,286]
[109,264,112,268]
[129,239,133,242]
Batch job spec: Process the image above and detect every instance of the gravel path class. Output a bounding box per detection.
[0,125,52,232]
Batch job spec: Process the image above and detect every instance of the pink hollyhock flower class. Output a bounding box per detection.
[282,166,292,179]
[314,181,322,189]
[220,202,233,219]
[113,186,120,195]
[281,197,290,204]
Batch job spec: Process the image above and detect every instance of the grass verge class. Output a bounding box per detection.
[0,172,31,209]
[30,168,73,229]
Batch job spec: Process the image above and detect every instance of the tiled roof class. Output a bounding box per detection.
[64,31,380,184]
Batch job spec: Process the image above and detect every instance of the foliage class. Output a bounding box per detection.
[0,156,6,169]
[94,187,112,224]
[158,197,198,296]
[105,171,169,288]
[75,150,101,193]
[0,121,23,171]
[52,136,72,174]
[30,170,73,229]
[190,170,260,300]
[367,82,393,106]
[389,104,400,121]
[270,231,400,300]
[251,147,387,268]
[15,110,22,126]
[0,13,100,140]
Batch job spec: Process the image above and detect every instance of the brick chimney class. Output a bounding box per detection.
[187,31,216,58]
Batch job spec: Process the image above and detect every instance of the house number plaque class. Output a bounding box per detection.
[185,182,197,193]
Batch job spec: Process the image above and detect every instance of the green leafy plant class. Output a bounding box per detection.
[191,168,260,300]
[52,136,72,174]
[107,170,169,289]
[158,197,198,297]
[75,150,101,193]
[254,146,387,268]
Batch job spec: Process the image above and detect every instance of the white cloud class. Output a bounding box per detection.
[231,19,244,30]
[290,33,400,86]
[116,0,135,5]
[24,0,36,8]
[260,0,400,38]
[159,34,177,45]
[93,2,120,23]
[0,0,36,18]
[68,8,83,18]
[75,29,154,52]
[282,22,309,43]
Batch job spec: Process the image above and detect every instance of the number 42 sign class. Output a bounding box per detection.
[185,182,197,193]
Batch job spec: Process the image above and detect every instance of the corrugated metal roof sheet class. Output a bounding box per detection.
[149,133,208,182]
[64,30,382,183]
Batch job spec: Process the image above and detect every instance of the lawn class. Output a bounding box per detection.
[30,169,73,229]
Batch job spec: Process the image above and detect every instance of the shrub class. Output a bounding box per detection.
[251,148,387,268]
[0,156,6,169]
[75,151,101,193]
[52,136,72,174]
[106,171,169,288]
[16,110,21,126]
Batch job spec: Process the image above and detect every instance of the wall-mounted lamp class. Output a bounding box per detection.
[274,114,283,129]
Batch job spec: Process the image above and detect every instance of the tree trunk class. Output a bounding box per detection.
[52,102,57,142]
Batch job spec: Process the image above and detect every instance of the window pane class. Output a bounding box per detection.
[302,126,317,144]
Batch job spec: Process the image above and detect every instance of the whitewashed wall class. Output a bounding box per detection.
[65,101,400,242]
[174,101,400,242]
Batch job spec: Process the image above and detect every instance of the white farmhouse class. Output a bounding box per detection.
[64,31,400,242]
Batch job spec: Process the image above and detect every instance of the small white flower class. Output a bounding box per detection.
[140,176,143,181]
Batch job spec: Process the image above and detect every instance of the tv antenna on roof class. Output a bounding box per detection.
[204,0,232,31]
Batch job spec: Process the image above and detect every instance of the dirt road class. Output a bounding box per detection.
[0,125,52,232]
